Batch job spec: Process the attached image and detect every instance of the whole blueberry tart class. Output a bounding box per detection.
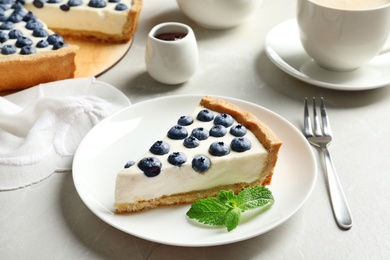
[0,0,142,91]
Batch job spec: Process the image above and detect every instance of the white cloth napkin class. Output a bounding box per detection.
[0,77,130,191]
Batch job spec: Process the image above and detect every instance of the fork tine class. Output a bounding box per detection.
[304,97,313,137]
[320,97,333,136]
[312,97,322,136]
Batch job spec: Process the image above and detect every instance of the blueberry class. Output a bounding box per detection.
[0,0,13,4]
[214,113,234,127]
[168,152,187,166]
[231,137,251,152]
[16,36,32,48]
[209,125,227,137]
[191,155,211,173]
[0,21,14,30]
[20,45,36,55]
[124,160,135,168]
[177,115,193,126]
[68,0,82,6]
[33,28,48,37]
[196,109,214,122]
[229,124,247,137]
[0,31,8,43]
[7,12,23,23]
[52,41,67,50]
[47,34,64,44]
[11,1,25,10]
[33,0,45,8]
[1,44,16,55]
[149,140,170,155]
[25,19,43,30]
[8,29,23,39]
[209,141,230,156]
[36,40,49,48]
[47,0,61,3]
[115,3,128,11]
[108,0,119,2]
[138,157,162,177]
[191,127,209,141]
[183,136,200,148]
[23,12,37,22]
[167,125,188,140]
[88,0,106,8]
[60,4,70,11]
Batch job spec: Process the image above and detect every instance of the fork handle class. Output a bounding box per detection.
[322,147,353,229]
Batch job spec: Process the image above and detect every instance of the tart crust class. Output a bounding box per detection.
[0,45,79,91]
[115,96,282,213]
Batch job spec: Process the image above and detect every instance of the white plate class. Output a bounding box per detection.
[265,19,390,91]
[72,95,317,247]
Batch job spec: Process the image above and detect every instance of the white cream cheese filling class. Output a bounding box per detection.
[115,106,268,204]
[24,0,131,35]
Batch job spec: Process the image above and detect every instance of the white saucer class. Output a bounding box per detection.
[265,19,390,91]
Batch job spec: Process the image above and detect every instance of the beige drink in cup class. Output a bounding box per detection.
[297,0,390,71]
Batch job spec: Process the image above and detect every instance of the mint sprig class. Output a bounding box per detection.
[186,186,274,232]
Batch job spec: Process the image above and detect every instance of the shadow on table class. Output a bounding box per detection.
[256,51,390,109]
[59,173,295,259]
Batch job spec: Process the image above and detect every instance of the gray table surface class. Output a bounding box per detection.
[1,0,390,259]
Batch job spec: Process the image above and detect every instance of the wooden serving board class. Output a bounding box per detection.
[65,37,133,78]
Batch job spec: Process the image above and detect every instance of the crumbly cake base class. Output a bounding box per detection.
[115,180,263,213]
[115,96,282,213]
[0,45,78,91]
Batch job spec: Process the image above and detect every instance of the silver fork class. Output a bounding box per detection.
[304,97,353,230]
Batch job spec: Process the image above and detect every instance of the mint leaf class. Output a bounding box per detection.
[186,197,229,226]
[225,208,241,232]
[236,186,274,212]
[186,186,274,232]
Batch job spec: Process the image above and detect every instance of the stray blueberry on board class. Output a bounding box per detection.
[33,0,45,8]
[60,4,70,11]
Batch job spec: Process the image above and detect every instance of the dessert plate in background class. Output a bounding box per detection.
[72,95,317,247]
[265,19,390,91]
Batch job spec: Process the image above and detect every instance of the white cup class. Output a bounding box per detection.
[145,22,198,85]
[176,0,261,29]
[297,0,390,71]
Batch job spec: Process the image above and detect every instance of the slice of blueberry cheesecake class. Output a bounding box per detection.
[115,96,283,213]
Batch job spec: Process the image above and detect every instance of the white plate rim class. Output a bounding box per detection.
[72,94,317,247]
[265,19,390,91]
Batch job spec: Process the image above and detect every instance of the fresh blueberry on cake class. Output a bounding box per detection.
[0,0,143,91]
[114,96,283,213]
